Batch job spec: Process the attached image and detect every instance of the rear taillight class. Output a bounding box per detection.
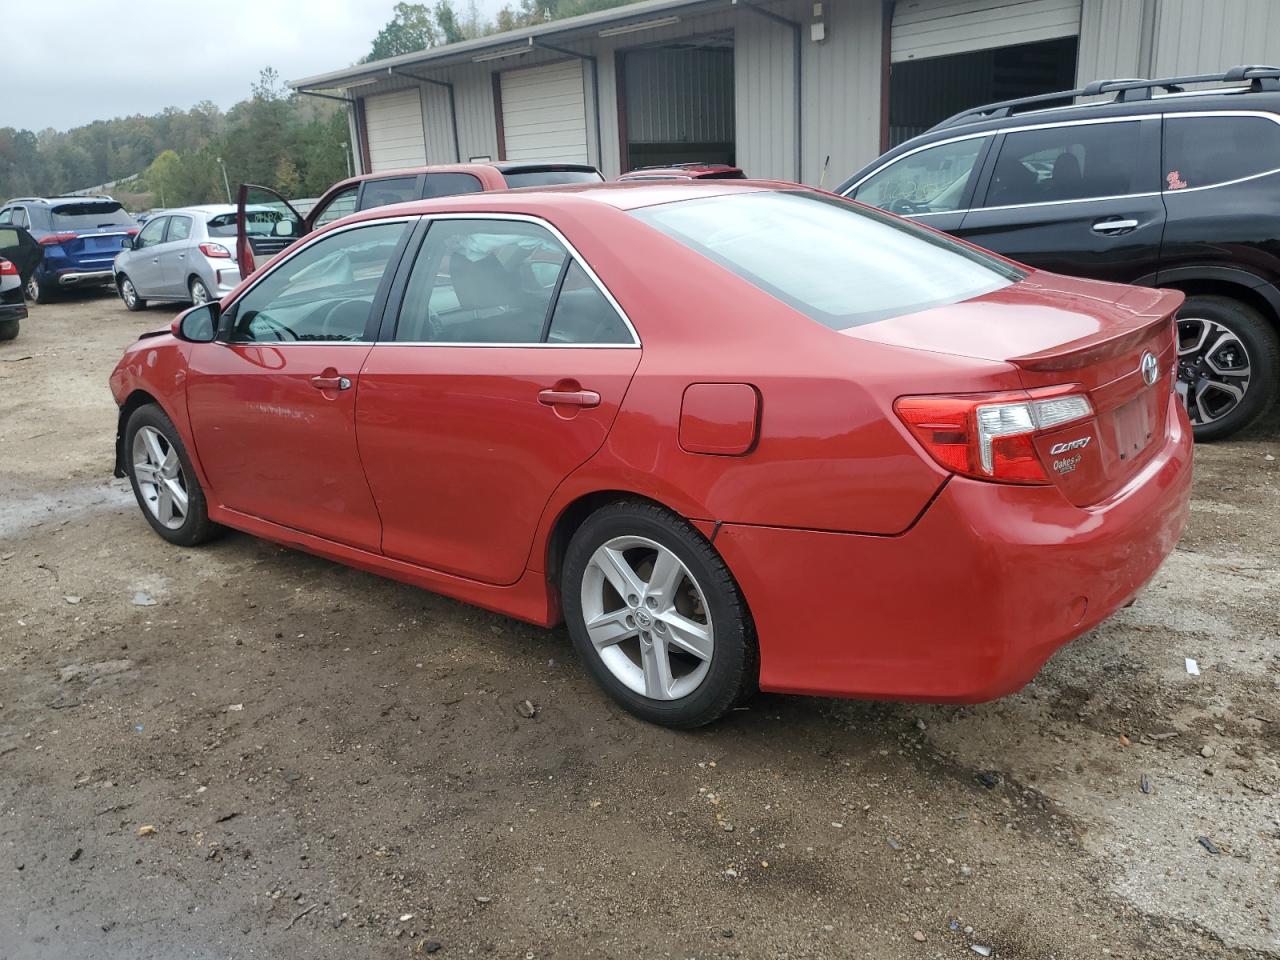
[198,242,231,259]
[39,231,78,246]
[0,258,16,276]
[895,388,1093,484]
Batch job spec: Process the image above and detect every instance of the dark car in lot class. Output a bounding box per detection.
[839,65,1280,440]
[236,161,604,278]
[0,196,137,304]
[0,224,42,340]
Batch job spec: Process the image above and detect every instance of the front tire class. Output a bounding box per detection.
[1177,295,1279,441]
[0,318,17,341]
[562,500,755,728]
[117,274,147,311]
[124,404,218,546]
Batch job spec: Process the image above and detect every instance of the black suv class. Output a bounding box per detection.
[839,65,1280,441]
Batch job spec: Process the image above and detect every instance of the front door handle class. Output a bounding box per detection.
[310,374,352,391]
[1091,218,1139,234]
[538,387,601,408]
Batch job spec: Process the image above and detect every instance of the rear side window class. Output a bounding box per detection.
[633,191,1021,330]
[547,261,632,344]
[1162,115,1280,190]
[358,176,419,210]
[502,168,603,188]
[50,201,134,230]
[984,121,1149,206]
[167,216,192,243]
[313,186,359,228]
[424,173,484,198]
[629,192,1018,330]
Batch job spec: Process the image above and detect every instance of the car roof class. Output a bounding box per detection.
[323,161,600,193]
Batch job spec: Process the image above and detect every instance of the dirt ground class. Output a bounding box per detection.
[1,291,1277,960]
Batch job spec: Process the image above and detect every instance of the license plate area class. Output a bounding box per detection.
[1112,394,1154,463]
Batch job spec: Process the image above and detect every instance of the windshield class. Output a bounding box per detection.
[503,169,603,188]
[632,190,1023,329]
[50,202,133,231]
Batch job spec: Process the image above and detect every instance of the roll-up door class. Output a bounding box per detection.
[364,89,428,171]
[500,61,589,163]
[892,0,1082,63]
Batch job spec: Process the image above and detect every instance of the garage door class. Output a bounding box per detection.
[500,61,589,163]
[364,89,427,171]
[892,0,1081,62]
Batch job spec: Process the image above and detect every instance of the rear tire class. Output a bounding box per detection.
[0,318,18,341]
[561,500,756,728]
[189,276,211,306]
[124,404,219,547]
[1177,295,1279,441]
[27,273,55,305]
[117,274,147,312]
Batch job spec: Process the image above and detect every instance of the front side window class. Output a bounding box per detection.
[312,186,359,228]
[0,209,11,225]
[135,216,167,249]
[424,173,484,198]
[633,191,1021,330]
[358,176,420,211]
[1162,115,1280,190]
[395,219,631,345]
[166,216,192,243]
[228,222,406,343]
[984,121,1148,207]
[852,137,987,215]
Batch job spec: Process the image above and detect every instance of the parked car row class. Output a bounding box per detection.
[0,195,136,304]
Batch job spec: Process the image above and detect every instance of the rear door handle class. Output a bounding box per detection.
[310,375,352,391]
[538,387,601,408]
[1091,218,1139,234]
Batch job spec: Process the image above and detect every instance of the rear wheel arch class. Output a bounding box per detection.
[544,491,679,595]
[1160,276,1280,330]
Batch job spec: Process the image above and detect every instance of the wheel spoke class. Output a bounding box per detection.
[641,638,676,699]
[659,611,713,661]
[156,486,174,525]
[134,462,159,484]
[646,548,685,607]
[594,546,646,601]
[585,608,635,650]
[165,477,189,515]
[142,429,166,469]
[161,446,181,479]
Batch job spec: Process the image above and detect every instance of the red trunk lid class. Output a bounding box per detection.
[849,271,1183,505]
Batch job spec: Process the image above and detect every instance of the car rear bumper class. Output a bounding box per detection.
[0,301,26,323]
[714,393,1193,702]
[56,269,115,287]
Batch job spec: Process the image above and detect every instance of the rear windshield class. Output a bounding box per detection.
[51,201,134,230]
[631,190,1022,329]
[502,168,604,189]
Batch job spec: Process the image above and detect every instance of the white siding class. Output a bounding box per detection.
[1151,0,1280,77]
[364,88,428,171]
[893,0,1083,62]
[500,60,590,162]
[1076,0,1152,85]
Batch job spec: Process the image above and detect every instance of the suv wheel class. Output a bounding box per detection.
[26,273,54,305]
[561,500,756,728]
[1177,295,1280,441]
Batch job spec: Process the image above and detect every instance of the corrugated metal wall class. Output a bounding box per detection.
[1075,0,1151,85]
[1150,0,1280,76]
[624,47,734,144]
[892,0,1082,63]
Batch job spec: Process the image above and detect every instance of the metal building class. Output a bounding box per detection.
[291,0,1280,186]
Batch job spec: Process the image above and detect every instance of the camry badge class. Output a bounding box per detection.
[1140,351,1159,386]
[1049,437,1092,456]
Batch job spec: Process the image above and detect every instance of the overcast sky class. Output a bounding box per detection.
[2,0,506,133]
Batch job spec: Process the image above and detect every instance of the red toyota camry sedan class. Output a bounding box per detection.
[109,182,1192,727]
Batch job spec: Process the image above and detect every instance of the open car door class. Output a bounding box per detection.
[235,184,305,280]
[0,225,43,285]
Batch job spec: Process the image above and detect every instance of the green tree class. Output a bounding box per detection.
[364,2,439,62]
[274,155,302,197]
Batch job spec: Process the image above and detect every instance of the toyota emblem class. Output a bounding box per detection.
[1140,351,1159,386]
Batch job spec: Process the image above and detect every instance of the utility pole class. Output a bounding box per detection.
[341,142,352,179]
[216,157,232,203]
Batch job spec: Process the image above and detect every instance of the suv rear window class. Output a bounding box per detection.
[50,201,134,230]
[633,191,1022,329]
[1162,115,1280,190]
[502,168,603,188]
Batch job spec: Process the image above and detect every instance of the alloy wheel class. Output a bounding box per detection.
[25,276,38,302]
[120,278,138,308]
[1177,317,1252,426]
[132,425,189,530]
[190,279,210,305]
[580,535,714,701]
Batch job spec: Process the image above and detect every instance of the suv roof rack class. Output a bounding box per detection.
[930,64,1280,132]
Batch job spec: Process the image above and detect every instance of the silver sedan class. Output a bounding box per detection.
[112,204,250,311]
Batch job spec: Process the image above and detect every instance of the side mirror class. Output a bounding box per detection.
[173,302,219,343]
[273,219,298,238]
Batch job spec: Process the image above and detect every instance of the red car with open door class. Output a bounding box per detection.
[113,182,1191,728]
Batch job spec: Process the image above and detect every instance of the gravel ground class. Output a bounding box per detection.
[1,291,1277,960]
